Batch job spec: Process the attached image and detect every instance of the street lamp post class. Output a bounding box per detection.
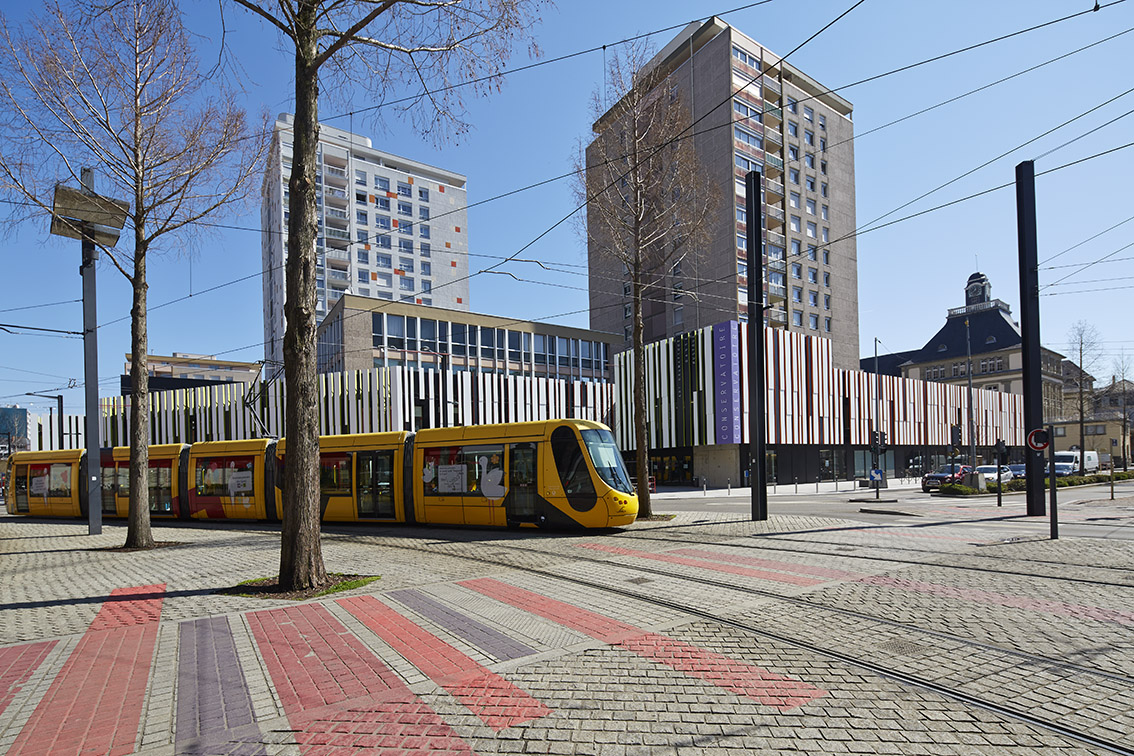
[49,168,129,536]
[25,393,64,450]
[965,317,976,471]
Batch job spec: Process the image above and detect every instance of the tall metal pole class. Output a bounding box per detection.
[965,317,975,469]
[80,168,102,536]
[745,170,767,521]
[874,337,880,499]
[1015,161,1045,516]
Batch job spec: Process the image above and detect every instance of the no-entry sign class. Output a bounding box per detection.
[1027,428,1050,452]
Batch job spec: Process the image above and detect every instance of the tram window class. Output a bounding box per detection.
[580,428,634,493]
[48,464,71,498]
[422,445,503,496]
[550,426,596,504]
[29,465,50,499]
[117,465,129,494]
[195,456,256,497]
[148,463,173,513]
[101,464,117,513]
[13,465,29,512]
[320,453,351,495]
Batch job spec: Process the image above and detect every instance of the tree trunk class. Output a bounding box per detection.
[124,230,153,549]
[632,259,650,518]
[279,1,327,591]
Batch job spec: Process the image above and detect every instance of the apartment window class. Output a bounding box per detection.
[821,205,828,220]
[624,325,631,341]
[732,46,760,68]
[792,286,802,303]
[357,250,369,264]
[737,233,747,251]
[375,176,390,192]
[376,272,392,287]
[821,182,828,197]
[804,153,815,169]
[738,261,748,277]
[397,182,411,197]
[419,206,430,220]
[396,201,411,217]
[806,221,817,238]
[805,198,816,215]
[735,126,763,149]
[819,114,826,130]
[735,152,762,173]
[788,145,799,161]
[399,276,414,291]
[804,106,814,122]
[358,287,370,297]
[821,160,827,175]
[624,303,632,319]
[821,227,829,242]
[792,310,803,326]
[737,207,747,224]
[820,138,827,152]
[808,267,818,283]
[376,254,392,269]
[418,187,429,203]
[375,234,391,249]
[672,282,683,301]
[804,130,814,146]
[824,294,831,310]
[375,215,391,230]
[824,317,831,333]
[787,97,797,114]
[399,257,414,273]
[421,262,431,276]
[822,249,830,265]
[768,245,785,260]
[420,243,431,258]
[421,280,432,294]
[355,169,366,186]
[809,313,818,330]
[420,225,430,239]
[790,215,801,232]
[357,269,369,283]
[400,221,413,235]
[356,210,368,225]
[806,176,816,192]
[791,263,801,279]
[623,282,631,296]
[356,229,368,243]
[398,238,413,254]
[808,290,818,307]
[787,121,798,137]
[355,191,366,204]
[791,239,801,255]
[789,192,801,209]
[376,197,390,211]
[673,305,683,327]
[738,286,748,304]
[807,245,817,261]
[789,168,800,184]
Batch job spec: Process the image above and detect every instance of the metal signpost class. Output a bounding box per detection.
[49,169,129,536]
[744,170,767,521]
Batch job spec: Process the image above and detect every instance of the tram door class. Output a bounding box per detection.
[506,443,538,521]
[100,460,117,514]
[356,450,395,519]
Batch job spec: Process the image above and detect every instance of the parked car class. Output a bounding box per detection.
[922,464,972,492]
[1007,464,1027,478]
[1046,462,1077,477]
[974,465,1014,483]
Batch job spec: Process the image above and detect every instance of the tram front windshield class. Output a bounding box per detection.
[580,429,634,494]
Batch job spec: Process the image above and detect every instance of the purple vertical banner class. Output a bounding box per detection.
[714,322,742,444]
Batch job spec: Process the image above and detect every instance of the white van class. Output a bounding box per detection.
[1053,450,1099,474]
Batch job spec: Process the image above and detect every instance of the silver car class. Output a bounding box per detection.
[974,465,1014,483]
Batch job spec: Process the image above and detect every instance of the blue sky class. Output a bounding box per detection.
[2,0,1132,416]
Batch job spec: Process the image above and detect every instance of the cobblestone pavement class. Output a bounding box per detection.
[1,501,1132,755]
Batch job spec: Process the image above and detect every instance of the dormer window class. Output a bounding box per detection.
[985,335,997,344]
[937,344,947,352]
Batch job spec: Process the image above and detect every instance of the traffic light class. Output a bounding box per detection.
[870,430,880,449]
[950,424,962,447]
[879,432,888,453]
[995,439,1008,464]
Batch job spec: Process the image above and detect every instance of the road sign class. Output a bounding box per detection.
[869,469,883,482]
[1027,428,1050,452]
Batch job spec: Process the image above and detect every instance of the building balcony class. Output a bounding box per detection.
[325,207,348,220]
[765,206,784,229]
[767,258,787,275]
[765,179,785,200]
[763,128,783,146]
[325,248,350,268]
[325,227,351,241]
[766,230,786,247]
[767,284,786,302]
[323,165,347,184]
[762,76,781,95]
[763,105,782,125]
[767,307,788,326]
[324,186,347,205]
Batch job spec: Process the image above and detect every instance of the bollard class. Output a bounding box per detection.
[703,481,707,496]
[794,476,798,494]
[727,478,731,496]
[816,475,821,493]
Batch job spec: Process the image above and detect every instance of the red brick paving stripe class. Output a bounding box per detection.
[338,595,551,731]
[0,642,56,719]
[7,584,165,756]
[460,578,827,711]
[670,548,865,580]
[860,575,1134,625]
[249,603,475,754]
[576,543,823,586]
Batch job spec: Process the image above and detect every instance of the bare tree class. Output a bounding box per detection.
[1065,320,1102,475]
[233,0,545,590]
[574,41,717,518]
[1108,350,1131,471]
[0,0,268,548]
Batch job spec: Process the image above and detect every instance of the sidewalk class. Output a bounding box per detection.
[652,476,925,499]
[1,504,1132,755]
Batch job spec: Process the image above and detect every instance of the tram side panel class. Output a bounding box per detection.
[187,440,276,521]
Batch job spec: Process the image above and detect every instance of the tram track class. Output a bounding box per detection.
[355,532,1134,755]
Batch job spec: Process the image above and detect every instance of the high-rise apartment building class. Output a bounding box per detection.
[261,114,470,364]
[587,18,860,369]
